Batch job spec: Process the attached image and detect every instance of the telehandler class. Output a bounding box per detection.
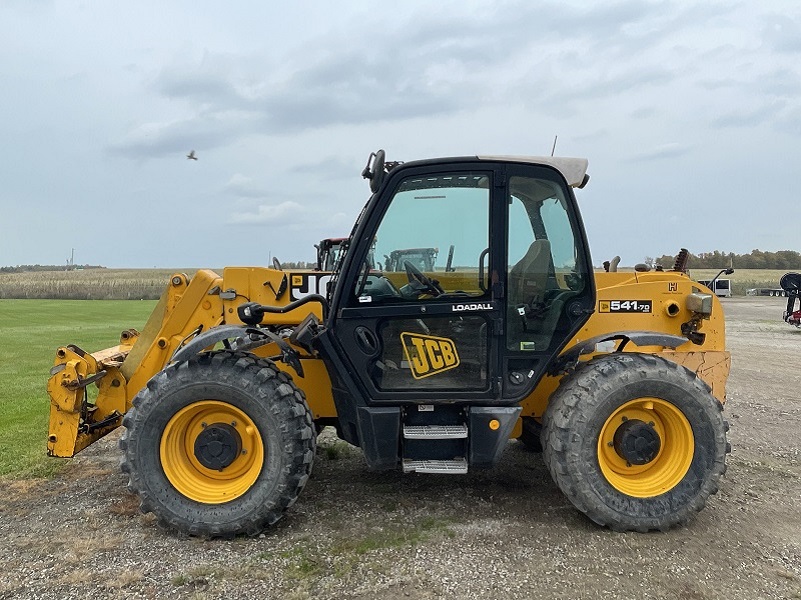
[314,237,348,272]
[47,150,730,537]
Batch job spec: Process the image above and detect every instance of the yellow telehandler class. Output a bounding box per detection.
[47,150,730,537]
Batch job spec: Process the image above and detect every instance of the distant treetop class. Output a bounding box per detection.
[646,250,801,270]
[0,264,105,273]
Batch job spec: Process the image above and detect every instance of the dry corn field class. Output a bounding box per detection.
[0,269,196,300]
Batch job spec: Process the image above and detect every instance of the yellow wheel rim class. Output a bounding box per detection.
[160,400,264,504]
[597,398,694,498]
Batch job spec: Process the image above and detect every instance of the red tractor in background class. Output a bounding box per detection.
[781,272,801,327]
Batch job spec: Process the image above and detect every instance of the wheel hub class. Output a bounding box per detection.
[194,423,242,470]
[613,419,661,465]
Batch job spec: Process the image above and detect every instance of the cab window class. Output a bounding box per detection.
[352,172,491,304]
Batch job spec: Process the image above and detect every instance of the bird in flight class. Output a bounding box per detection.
[186,150,198,160]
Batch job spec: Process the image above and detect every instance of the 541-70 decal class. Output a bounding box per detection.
[599,299,652,313]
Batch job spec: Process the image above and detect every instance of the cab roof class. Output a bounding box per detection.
[394,155,589,189]
[477,155,589,188]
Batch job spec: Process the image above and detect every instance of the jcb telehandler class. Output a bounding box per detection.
[47,150,730,537]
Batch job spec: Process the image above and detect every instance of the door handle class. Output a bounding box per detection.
[354,326,378,355]
[478,248,490,292]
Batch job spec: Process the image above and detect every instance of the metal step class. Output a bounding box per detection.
[402,458,468,474]
[403,424,468,439]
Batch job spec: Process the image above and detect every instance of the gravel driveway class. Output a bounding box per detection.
[1,297,799,599]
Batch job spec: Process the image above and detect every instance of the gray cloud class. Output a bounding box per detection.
[711,102,784,128]
[108,1,693,158]
[773,103,801,136]
[760,13,801,53]
[224,174,269,199]
[107,109,261,158]
[628,142,694,162]
[153,66,241,107]
[229,200,308,226]
[288,156,363,181]
[228,199,349,230]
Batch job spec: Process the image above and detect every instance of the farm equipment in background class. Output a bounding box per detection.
[781,272,801,327]
[382,247,439,272]
[314,237,348,272]
[747,286,791,297]
[47,150,731,537]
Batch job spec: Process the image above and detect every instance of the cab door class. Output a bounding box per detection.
[329,163,503,403]
[502,164,595,399]
[326,159,594,406]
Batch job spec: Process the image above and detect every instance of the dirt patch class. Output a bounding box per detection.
[0,297,799,599]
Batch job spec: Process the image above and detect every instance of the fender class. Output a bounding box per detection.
[549,330,688,376]
[170,325,305,377]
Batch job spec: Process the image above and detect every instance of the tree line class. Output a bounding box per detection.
[0,264,104,273]
[647,250,801,270]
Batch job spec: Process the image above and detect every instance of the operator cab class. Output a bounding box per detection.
[323,151,594,399]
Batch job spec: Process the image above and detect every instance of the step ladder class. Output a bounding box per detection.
[401,405,468,474]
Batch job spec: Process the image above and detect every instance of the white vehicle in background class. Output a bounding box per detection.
[696,267,734,298]
[697,278,732,298]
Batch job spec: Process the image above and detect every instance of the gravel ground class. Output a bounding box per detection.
[1,296,799,599]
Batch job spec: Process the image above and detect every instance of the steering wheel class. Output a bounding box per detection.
[404,260,444,296]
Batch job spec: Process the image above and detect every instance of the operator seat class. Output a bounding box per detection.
[509,239,551,307]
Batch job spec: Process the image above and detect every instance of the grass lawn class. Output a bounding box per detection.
[0,299,156,478]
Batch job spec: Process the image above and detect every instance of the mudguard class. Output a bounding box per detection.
[170,325,265,364]
[549,330,689,375]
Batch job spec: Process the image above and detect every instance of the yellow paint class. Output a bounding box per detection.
[518,271,729,422]
[597,397,694,497]
[159,400,264,504]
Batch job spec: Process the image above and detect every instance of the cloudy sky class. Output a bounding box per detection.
[1,1,799,268]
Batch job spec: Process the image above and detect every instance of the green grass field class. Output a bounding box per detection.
[0,299,156,478]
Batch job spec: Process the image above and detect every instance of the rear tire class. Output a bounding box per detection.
[120,351,315,537]
[541,353,727,532]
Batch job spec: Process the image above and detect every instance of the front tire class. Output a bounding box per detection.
[120,351,315,537]
[541,353,728,532]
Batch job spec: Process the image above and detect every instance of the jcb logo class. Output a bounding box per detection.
[400,333,460,379]
[290,274,333,301]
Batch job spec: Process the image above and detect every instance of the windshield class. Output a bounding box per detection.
[352,171,491,303]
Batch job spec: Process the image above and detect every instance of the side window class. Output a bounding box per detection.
[506,175,584,351]
[353,172,491,303]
